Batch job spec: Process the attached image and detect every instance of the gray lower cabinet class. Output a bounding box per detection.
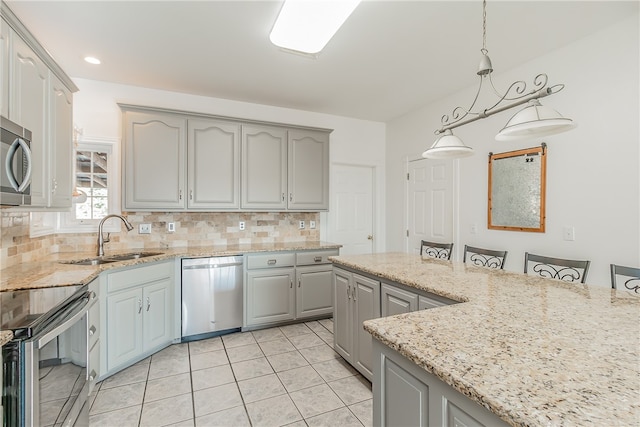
[381,283,418,316]
[103,261,175,374]
[333,267,380,381]
[245,250,337,328]
[373,340,510,427]
[246,268,296,326]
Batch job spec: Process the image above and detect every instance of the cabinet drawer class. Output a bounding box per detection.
[107,261,173,293]
[246,252,295,270]
[296,250,339,266]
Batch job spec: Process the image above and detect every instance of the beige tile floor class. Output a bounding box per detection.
[88,319,373,427]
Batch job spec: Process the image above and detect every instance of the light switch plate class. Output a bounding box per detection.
[309,220,316,229]
[562,226,575,241]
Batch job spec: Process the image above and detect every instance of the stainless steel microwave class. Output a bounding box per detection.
[1,116,32,206]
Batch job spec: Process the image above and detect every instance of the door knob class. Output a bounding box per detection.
[367,235,374,240]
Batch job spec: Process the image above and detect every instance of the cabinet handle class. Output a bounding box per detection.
[179,189,183,200]
[289,193,293,202]
[290,280,293,289]
[353,287,357,302]
[314,256,322,262]
[190,190,193,200]
[147,297,151,312]
[138,299,142,314]
[267,259,277,265]
[347,285,351,300]
[298,278,301,288]
[89,370,97,382]
[282,193,285,202]
[89,325,96,336]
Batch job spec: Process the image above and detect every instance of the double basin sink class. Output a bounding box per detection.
[61,251,164,266]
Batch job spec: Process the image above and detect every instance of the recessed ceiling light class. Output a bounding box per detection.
[270,0,361,55]
[84,56,101,65]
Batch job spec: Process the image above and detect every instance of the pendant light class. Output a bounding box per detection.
[423,0,575,160]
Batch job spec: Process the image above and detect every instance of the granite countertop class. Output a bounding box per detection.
[331,253,640,427]
[0,241,341,293]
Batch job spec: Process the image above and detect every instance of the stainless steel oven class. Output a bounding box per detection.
[0,115,32,207]
[2,285,96,427]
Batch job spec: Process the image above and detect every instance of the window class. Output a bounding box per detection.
[57,139,120,233]
[75,150,110,221]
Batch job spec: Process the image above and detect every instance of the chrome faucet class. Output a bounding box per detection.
[97,214,134,257]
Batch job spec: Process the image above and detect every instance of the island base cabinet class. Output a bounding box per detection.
[332,268,380,381]
[373,340,510,427]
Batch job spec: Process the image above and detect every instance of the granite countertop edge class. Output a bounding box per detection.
[0,241,341,293]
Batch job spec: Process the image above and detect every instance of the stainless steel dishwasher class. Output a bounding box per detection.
[181,255,243,340]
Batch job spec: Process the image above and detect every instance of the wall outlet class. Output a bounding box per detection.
[562,226,575,241]
[167,222,175,233]
[239,221,245,231]
[470,223,477,234]
[139,223,151,234]
[299,221,305,229]
[309,220,316,229]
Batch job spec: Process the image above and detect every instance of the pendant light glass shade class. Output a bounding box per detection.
[422,130,474,159]
[496,99,576,141]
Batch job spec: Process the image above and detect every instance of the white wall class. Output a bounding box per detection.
[71,78,387,248]
[386,14,640,287]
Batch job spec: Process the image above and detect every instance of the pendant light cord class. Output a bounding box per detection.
[481,0,488,54]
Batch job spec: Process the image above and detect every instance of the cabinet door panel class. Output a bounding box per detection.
[1,18,9,118]
[296,266,333,319]
[188,119,240,209]
[246,269,295,325]
[49,75,73,208]
[383,358,429,427]
[124,111,186,209]
[107,288,143,369]
[11,35,48,206]
[332,269,352,361]
[381,284,418,317]
[353,273,380,379]
[288,129,329,210]
[143,279,173,352]
[241,125,287,209]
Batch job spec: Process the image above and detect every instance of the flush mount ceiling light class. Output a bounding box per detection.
[84,56,101,65]
[422,0,576,160]
[270,0,361,55]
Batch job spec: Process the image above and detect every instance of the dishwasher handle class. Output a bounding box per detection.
[182,257,243,270]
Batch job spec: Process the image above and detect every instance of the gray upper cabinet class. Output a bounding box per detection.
[49,75,73,208]
[188,119,241,209]
[288,129,329,210]
[121,105,331,212]
[124,110,187,210]
[241,124,288,210]
[2,5,78,210]
[10,33,48,206]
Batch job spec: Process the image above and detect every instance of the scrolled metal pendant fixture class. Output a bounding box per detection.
[423,0,576,160]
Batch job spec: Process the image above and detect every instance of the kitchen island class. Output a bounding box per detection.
[331,253,639,427]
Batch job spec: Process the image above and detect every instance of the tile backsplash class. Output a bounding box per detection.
[0,211,319,269]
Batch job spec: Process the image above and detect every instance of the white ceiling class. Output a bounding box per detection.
[5,1,637,122]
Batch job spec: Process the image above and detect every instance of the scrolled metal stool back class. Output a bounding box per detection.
[524,253,591,284]
[463,245,507,269]
[610,264,640,294]
[420,240,453,260]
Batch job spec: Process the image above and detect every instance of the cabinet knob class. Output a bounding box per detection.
[367,235,374,240]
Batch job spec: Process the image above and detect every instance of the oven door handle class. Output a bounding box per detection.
[36,291,96,349]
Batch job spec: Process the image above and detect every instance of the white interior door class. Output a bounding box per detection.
[406,158,453,254]
[330,164,374,255]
